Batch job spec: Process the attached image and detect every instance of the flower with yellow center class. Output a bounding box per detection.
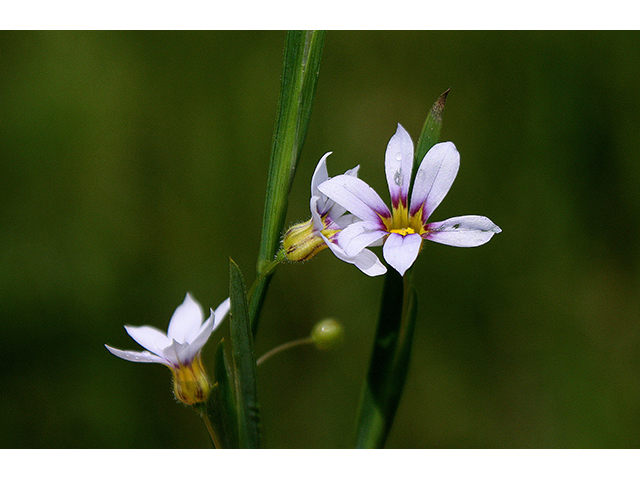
[105,293,230,405]
[318,124,501,276]
[282,152,386,276]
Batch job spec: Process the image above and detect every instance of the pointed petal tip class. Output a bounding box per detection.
[213,297,231,327]
[394,123,409,137]
[312,153,333,196]
[317,151,333,168]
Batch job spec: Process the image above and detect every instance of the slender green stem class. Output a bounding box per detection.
[201,408,223,449]
[256,337,314,366]
[247,248,286,303]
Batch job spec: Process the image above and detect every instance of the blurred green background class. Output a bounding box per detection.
[2,31,640,448]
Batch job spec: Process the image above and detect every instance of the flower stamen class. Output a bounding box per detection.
[389,226,415,236]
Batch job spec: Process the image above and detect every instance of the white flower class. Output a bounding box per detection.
[318,124,501,276]
[282,153,386,276]
[105,293,230,404]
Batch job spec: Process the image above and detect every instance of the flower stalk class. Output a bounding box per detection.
[256,337,314,366]
[353,92,457,447]
[198,404,223,449]
[256,318,344,366]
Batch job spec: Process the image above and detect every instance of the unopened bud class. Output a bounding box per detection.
[311,318,344,350]
[282,218,328,262]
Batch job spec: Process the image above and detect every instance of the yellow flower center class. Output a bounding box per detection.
[382,202,426,236]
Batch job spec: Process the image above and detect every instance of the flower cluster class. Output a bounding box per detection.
[106,124,501,410]
[316,124,501,276]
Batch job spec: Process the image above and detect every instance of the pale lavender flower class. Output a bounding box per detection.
[105,293,230,404]
[318,124,501,276]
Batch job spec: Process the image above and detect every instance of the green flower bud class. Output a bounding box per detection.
[311,318,344,350]
[282,218,329,262]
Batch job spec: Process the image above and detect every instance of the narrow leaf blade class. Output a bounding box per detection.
[354,270,419,448]
[251,30,325,334]
[229,258,260,448]
[204,339,239,448]
[414,88,450,170]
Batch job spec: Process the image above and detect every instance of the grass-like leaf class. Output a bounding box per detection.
[250,30,325,335]
[354,270,418,448]
[414,89,450,178]
[229,258,260,448]
[204,339,239,448]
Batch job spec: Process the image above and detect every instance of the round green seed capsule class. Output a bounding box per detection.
[311,318,344,350]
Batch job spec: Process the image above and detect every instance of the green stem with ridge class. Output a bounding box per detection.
[201,409,223,449]
[354,268,418,448]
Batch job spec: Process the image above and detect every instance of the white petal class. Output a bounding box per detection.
[168,293,205,344]
[383,232,423,276]
[104,345,169,365]
[311,153,360,220]
[311,152,332,195]
[124,325,171,357]
[353,249,387,276]
[344,165,360,178]
[311,152,332,214]
[324,195,349,223]
[385,124,414,208]
[338,221,389,257]
[322,236,387,277]
[332,213,358,230]
[310,196,325,231]
[183,318,215,362]
[318,175,390,223]
[213,297,231,330]
[164,340,186,366]
[425,215,502,247]
[410,142,460,221]
[368,237,386,247]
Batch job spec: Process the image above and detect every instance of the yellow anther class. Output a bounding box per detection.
[389,227,416,236]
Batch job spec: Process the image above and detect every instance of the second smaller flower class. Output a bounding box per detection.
[282,152,387,276]
[105,293,230,405]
